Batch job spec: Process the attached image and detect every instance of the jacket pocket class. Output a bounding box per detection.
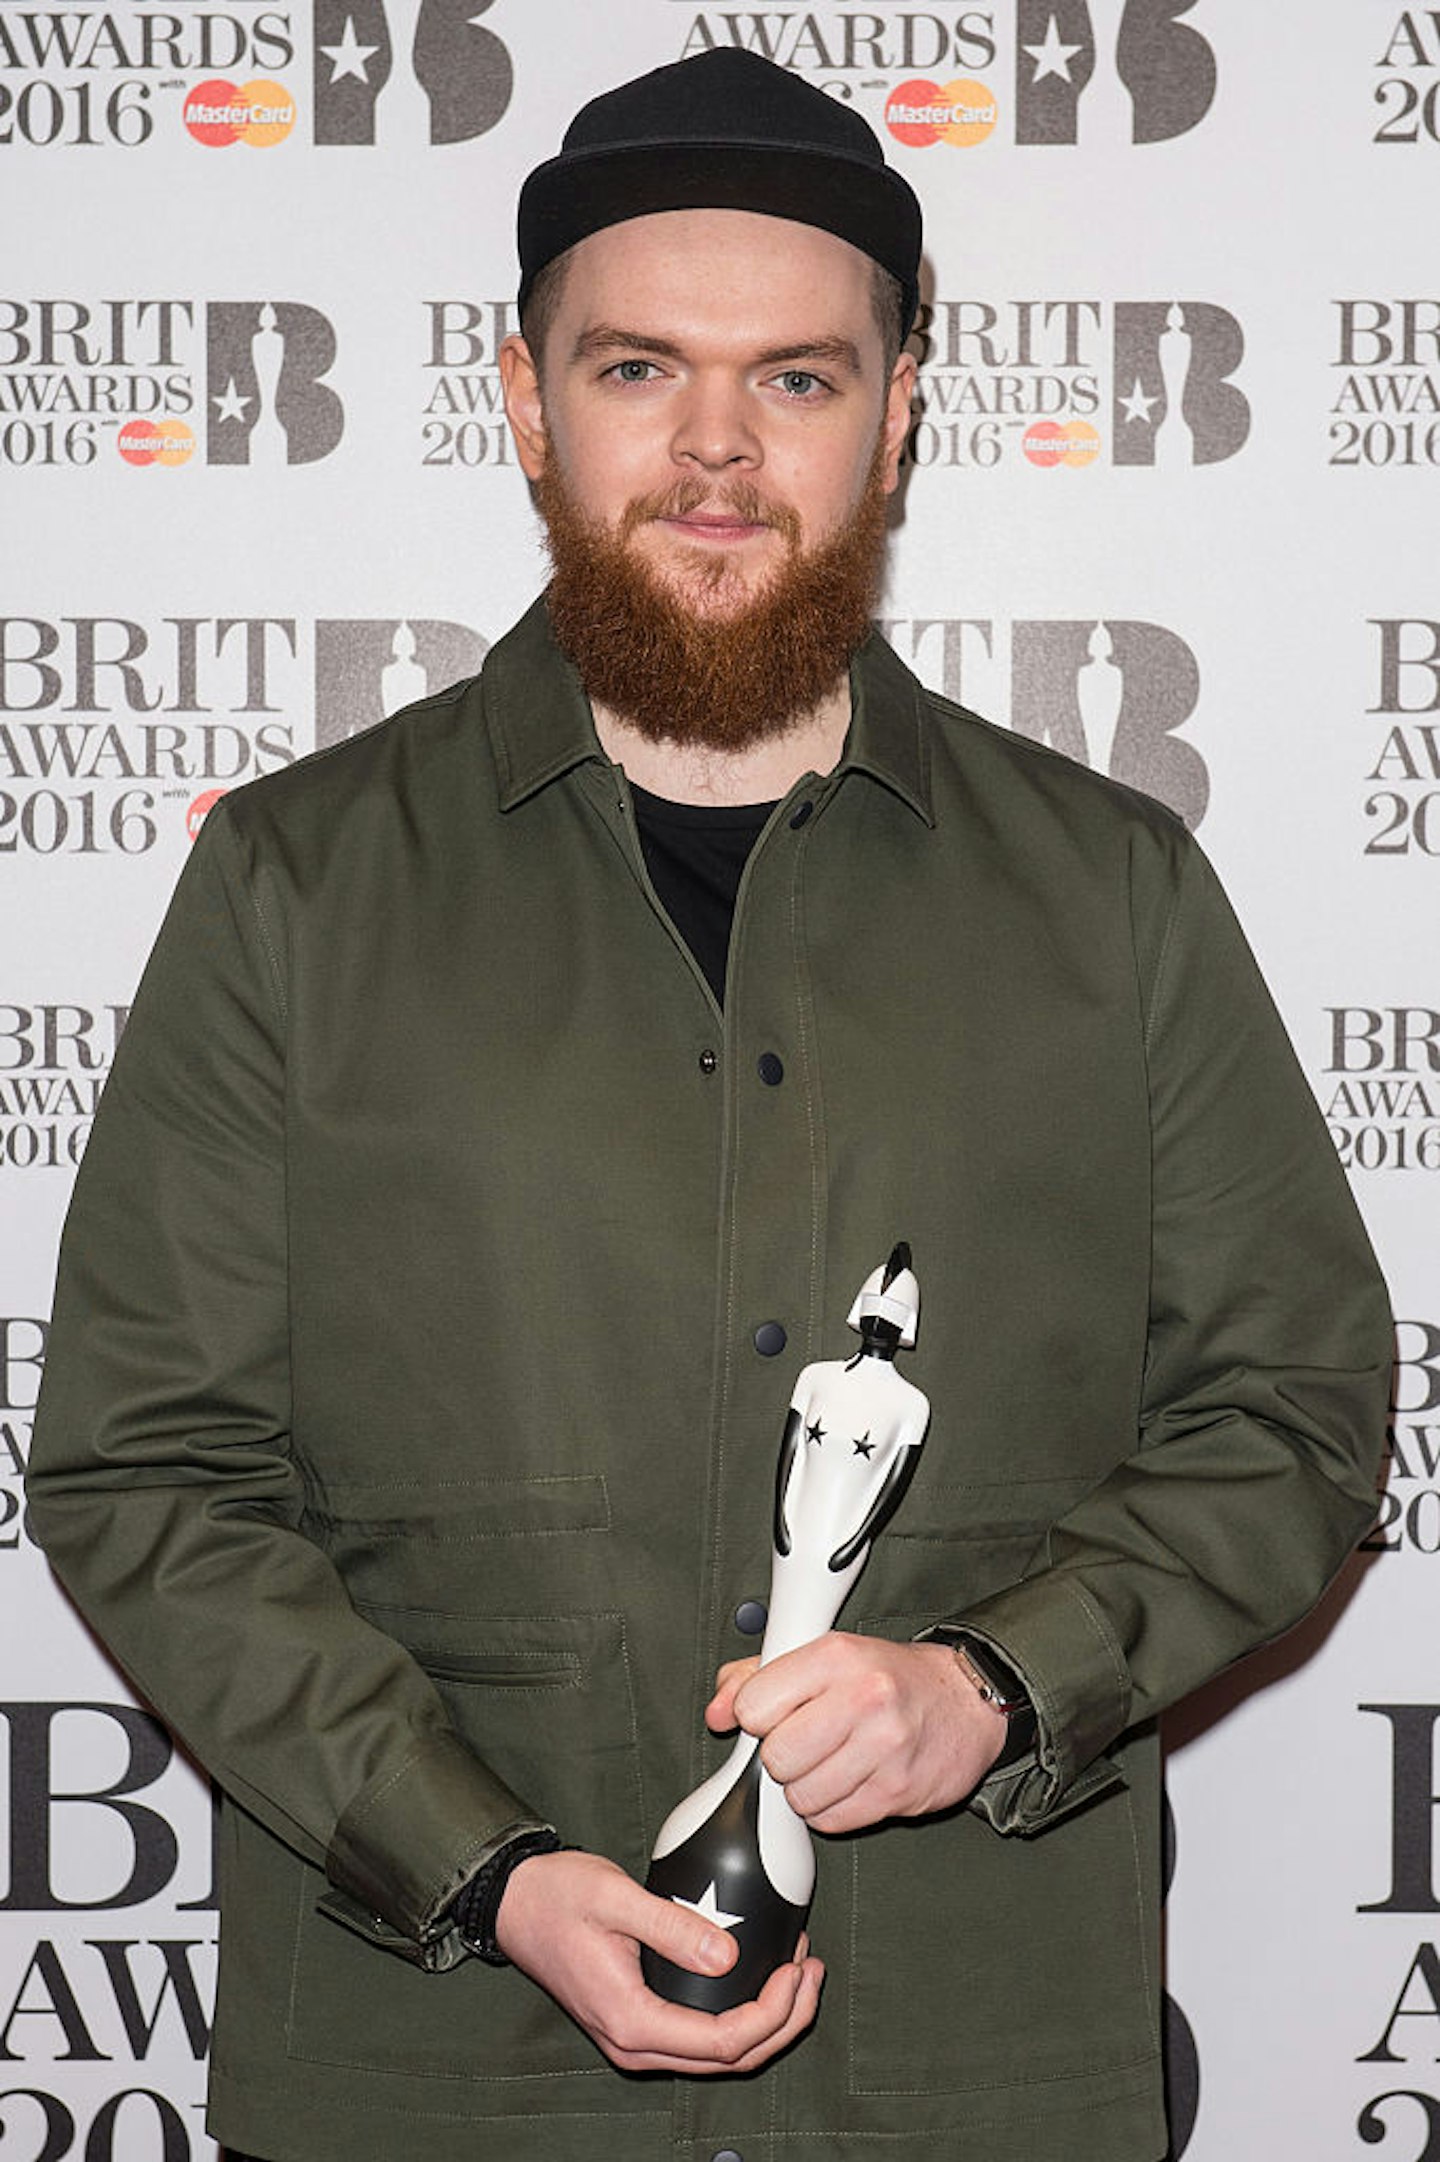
[303,1470,611,1609]
[284,1608,646,2081]
[845,1621,1156,2101]
[860,1473,1099,1616]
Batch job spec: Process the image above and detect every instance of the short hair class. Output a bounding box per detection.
[520,251,910,380]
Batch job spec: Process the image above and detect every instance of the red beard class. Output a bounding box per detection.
[534,449,890,753]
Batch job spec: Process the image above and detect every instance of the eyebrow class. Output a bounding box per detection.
[569,326,865,376]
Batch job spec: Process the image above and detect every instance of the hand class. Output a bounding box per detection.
[707,1633,1007,1834]
[494,1847,824,2074]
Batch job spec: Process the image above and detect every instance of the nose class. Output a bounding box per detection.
[671,371,760,473]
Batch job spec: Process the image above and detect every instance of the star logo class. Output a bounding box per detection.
[211,377,251,426]
[673,1882,745,1932]
[1024,15,1084,84]
[320,16,380,84]
[805,1419,825,1446]
[852,1434,875,1458]
[1119,377,1159,425]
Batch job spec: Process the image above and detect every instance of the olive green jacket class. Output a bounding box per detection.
[28,601,1391,2162]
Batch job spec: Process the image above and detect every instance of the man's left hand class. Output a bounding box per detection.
[706,1635,1008,1833]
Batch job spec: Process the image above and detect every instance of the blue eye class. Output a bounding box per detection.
[780,370,819,396]
[613,359,654,383]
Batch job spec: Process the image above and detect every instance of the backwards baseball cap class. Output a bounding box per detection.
[517,49,923,334]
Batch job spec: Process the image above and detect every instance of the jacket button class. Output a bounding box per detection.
[698,1048,718,1074]
[757,1052,784,1086]
[753,1321,787,1357]
[734,1599,768,1636]
[789,800,813,829]
[713,2152,743,2162]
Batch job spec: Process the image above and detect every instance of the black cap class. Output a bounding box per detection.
[518,49,922,334]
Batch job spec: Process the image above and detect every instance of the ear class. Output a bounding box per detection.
[880,350,918,494]
[499,333,547,480]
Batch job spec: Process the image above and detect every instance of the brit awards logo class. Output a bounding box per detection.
[314,618,488,747]
[312,0,511,145]
[1362,1320,1440,1559]
[1357,1695,1440,2145]
[0,1695,218,2155]
[0,4,297,149]
[1110,301,1247,466]
[0,299,344,469]
[908,299,1248,473]
[0,613,298,860]
[1320,1007,1440,1176]
[206,303,343,464]
[878,612,1208,826]
[1373,10,1440,143]
[1010,0,1215,146]
[0,1005,127,1173]
[674,1,1217,150]
[1363,619,1440,856]
[0,1318,44,1550]
[1330,302,1440,471]
[420,301,518,468]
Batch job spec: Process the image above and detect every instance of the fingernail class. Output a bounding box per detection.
[701,1932,730,1971]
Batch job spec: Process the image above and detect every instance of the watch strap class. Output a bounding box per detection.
[917,1626,1039,1771]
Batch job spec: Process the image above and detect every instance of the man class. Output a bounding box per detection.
[28,47,1390,2162]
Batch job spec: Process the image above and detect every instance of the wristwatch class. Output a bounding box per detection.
[917,1626,1039,1771]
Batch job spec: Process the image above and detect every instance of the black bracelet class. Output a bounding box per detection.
[451,1829,563,1966]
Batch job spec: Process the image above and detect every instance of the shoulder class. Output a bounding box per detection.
[220,671,486,848]
[922,676,1186,845]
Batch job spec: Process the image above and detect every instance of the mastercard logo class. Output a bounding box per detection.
[184,78,297,148]
[1023,421,1101,469]
[885,78,998,149]
[117,418,195,467]
[187,788,227,842]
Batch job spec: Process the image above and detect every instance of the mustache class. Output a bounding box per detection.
[616,477,803,548]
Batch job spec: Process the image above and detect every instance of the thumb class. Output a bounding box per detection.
[634,1886,739,1979]
[707,1656,759,1731]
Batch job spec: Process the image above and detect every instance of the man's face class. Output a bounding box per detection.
[501,208,915,620]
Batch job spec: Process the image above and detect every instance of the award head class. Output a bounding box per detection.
[846,1240,919,1353]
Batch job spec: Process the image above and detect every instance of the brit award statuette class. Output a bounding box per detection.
[641,1243,930,2012]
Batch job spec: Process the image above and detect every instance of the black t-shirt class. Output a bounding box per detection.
[631,782,777,1007]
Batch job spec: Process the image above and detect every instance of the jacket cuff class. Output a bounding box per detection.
[325,1728,547,1960]
[937,1573,1132,1833]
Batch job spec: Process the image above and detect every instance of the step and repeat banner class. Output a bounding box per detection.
[1,4,1434,2156]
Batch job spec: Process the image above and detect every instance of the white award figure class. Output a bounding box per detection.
[1077,619,1125,781]
[642,1243,930,2011]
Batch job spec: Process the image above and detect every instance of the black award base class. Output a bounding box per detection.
[641,1752,810,2013]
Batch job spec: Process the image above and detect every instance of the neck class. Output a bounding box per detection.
[592,675,851,806]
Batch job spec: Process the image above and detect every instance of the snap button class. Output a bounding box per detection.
[698,1048,718,1074]
[757,1051,784,1086]
[788,800,813,829]
[734,1599,768,1636]
[753,1321,787,1357]
[713,2151,743,2162]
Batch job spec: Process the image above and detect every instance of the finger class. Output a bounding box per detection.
[775,1742,876,1825]
[610,1947,820,2075]
[706,1656,759,1724]
[622,1882,739,1980]
[712,1656,759,1694]
[733,1636,849,1734]
[723,1954,826,2074]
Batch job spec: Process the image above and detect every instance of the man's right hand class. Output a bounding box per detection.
[494,1847,824,2074]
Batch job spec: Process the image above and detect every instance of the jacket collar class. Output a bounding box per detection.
[485,594,934,827]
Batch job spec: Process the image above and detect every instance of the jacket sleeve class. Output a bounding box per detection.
[25,802,549,1966]
[947,832,1393,1834]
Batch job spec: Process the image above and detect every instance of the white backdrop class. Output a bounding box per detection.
[3,5,1435,2156]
